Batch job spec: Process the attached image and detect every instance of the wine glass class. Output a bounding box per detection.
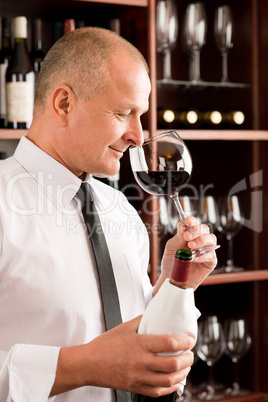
[159,196,177,235]
[199,196,220,234]
[159,195,198,236]
[214,5,234,83]
[217,195,244,272]
[156,0,179,82]
[224,318,252,395]
[129,130,220,258]
[196,316,226,400]
[183,2,207,82]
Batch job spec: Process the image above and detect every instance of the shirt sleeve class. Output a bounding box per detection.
[0,344,60,402]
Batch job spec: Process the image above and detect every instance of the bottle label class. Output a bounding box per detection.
[0,62,8,118]
[7,81,34,123]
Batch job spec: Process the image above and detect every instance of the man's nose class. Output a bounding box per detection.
[125,118,144,146]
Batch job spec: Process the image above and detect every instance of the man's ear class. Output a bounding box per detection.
[50,84,75,127]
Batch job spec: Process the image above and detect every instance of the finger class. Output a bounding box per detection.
[150,351,194,374]
[193,250,218,267]
[138,365,190,390]
[183,224,211,242]
[137,381,182,399]
[187,233,217,250]
[142,334,195,355]
[183,216,199,228]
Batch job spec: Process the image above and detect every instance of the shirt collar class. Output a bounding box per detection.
[14,136,84,209]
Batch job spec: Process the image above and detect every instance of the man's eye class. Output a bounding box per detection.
[118,113,129,119]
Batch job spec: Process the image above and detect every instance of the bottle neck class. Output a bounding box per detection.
[32,19,43,51]
[64,19,75,34]
[33,40,43,51]
[1,19,12,52]
[170,249,192,288]
[14,37,29,54]
[9,37,33,72]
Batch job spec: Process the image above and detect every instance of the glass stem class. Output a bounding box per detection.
[170,193,186,222]
[207,364,216,394]
[226,234,234,268]
[163,48,172,80]
[232,361,240,391]
[192,48,201,82]
[221,50,229,82]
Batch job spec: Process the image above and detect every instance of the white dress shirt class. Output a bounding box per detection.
[0,136,152,402]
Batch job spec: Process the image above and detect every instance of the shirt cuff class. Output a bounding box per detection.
[8,344,60,401]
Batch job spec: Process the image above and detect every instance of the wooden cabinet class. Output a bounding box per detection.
[152,0,268,399]
[0,0,268,400]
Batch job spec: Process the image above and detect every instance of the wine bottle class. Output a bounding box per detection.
[133,249,193,402]
[158,109,201,129]
[53,21,63,43]
[223,110,245,127]
[0,17,12,128]
[6,16,35,129]
[109,18,121,35]
[201,110,223,128]
[63,19,75,35]
[30,18,45,75]
[169,249,192,287]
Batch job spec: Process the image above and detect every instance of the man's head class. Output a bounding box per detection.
[34,27,149,114]
[29,27,151,178]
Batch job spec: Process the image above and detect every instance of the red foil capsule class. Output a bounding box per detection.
[170,249,192,288]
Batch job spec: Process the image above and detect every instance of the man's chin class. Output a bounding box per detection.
[91,161,121,179]
[93,169,120,179]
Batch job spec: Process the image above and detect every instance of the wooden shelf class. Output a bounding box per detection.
[157,130,268,141]
[157,78,250,89]
[2,129,268,142]
[191,392,268,402]
[75,0,147,5]
[201,270,268,286]
[0,130,26,140]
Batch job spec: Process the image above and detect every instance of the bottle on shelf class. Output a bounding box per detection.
[109,18,121,35]
[53,21,63,43]
[0,17,12,128]
[30,18,45,76]
[158,108,201,129]
[223,110,245,127]
[201,110,223,128]
[76,20,86,29]
[6,16,35,130]
[63,19,76,35]
[133,249,195,402]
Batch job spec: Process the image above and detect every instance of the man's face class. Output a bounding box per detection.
[64,54,151,178]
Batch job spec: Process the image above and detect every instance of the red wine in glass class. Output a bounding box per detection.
[129,130,220,258]
[134,170,190,196]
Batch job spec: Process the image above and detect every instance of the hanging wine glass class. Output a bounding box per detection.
[199,195,221,274]
[183,2,207,83]
[224,318,252,395]
[196,316,226,400]
[156,0,179,82]
[180,195,199,220]
[199,195,220,234]
[217,195,244,272]
[214,5,234,83]
[159,195,198,237]
[129,130,220,258]
[159,196,177,235]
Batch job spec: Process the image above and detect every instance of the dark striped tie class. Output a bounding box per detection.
[77,182,132,402]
